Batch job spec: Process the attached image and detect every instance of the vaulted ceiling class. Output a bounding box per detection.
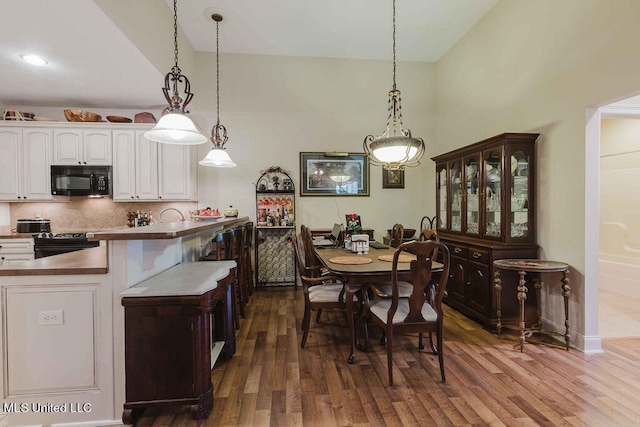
[0,0,497,110]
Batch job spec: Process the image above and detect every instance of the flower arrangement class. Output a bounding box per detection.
[346,214,362,236]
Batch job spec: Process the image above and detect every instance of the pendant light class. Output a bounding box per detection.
[144,0,207,145]
[199,13,237,168]
[363,0,425,170]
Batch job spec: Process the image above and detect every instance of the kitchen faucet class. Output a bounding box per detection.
[158,208,185,223]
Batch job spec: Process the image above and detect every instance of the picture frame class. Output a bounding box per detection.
[300,152,370,196]
[382,168,405,189]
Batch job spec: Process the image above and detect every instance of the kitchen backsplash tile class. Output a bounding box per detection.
[10,199,198,232]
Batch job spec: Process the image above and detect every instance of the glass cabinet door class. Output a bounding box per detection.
[510,149,530,239]
[437,166,447,230]
[484,151,501,237]
[465,157,480,235]
[450,161,462,232]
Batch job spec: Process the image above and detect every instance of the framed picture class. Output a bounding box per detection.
[382,168,405,189]
[300,152,370,196]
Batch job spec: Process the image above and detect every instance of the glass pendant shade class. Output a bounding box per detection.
[199,13,238,168]
[145,113,208,145]
[368,131,424,165]
[149,0,207,145]
[199,147,237,167]
[363,0,425,170]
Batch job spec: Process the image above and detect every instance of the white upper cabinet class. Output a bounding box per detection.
[112,130,137,200]
[1,122,197,203]
[113,130,196,201]
[158,143,196,201]
[112,130,158,200]
[0,127,53,201]
[53,128,112,165]
[133,131,159,200]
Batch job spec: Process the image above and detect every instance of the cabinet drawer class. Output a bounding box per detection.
[468,247,489,264]
[447,243,467,258]
[0,240,34,255]
[1,253,34,262]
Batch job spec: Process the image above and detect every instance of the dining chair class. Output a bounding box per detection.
[292,232,350,348]
[363,228,436,348]
[243,222,255,296]
[300,224,332,279]
[419,228,439,242]
[389,223,405,248]
[364,240,451,385]
[370,223,413,299]
[201,229,244,329]
[419,228,440,261]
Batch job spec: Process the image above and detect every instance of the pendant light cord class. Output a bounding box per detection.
[172,0,180,75]
[392,0,397,91]
[216,19,220,125]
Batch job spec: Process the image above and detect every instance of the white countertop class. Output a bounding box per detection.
[120,260,236,298]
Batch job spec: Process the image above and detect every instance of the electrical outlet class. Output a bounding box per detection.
[39,310,64,326]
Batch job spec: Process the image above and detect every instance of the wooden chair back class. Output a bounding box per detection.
[292,231,347,348]
[292,232,316,280]
[390,223,405,248]
[419,229,439,242]
[418,228,440,262]
[300,224,323,275]
[390,240,450,322]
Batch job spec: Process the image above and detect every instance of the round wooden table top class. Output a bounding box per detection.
[493,259,569,273]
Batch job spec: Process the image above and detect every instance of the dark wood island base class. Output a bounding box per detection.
[121,261,237,424]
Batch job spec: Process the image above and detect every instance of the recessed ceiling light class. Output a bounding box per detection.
[20,54,48,66]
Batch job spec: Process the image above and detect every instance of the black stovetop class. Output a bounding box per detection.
[35,232,87,240]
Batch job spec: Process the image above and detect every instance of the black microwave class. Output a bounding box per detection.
[51,165,112,196]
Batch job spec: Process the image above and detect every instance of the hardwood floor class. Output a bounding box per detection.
[128,287,640,426]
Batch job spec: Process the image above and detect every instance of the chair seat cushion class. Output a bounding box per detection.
[308,283,344,303]
[371,281,413,298]
[369,298,437,324]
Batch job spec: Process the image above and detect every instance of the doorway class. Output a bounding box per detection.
[598,98,640,339]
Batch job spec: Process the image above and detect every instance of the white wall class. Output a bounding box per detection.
[435,0,640,351]
[189,53,437,241]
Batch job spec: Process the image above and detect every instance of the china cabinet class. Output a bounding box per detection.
[432,133,539,331]
[255,166,296,287]
[0,127,53,201]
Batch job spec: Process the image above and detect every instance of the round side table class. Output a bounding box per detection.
[493,259,570,352]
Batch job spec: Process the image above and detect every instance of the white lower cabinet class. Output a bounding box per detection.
[0,274,112,426]
[0,128,53,201]
[0,239,35,265]
[113,130,196,201]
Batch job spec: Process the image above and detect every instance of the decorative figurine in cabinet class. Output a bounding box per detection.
[432,133,539,331]
[255,166,297,287]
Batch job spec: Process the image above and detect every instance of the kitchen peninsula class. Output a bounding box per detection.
[0,217,248,427]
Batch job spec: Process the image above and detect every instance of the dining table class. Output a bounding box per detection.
[314,245,443,364]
